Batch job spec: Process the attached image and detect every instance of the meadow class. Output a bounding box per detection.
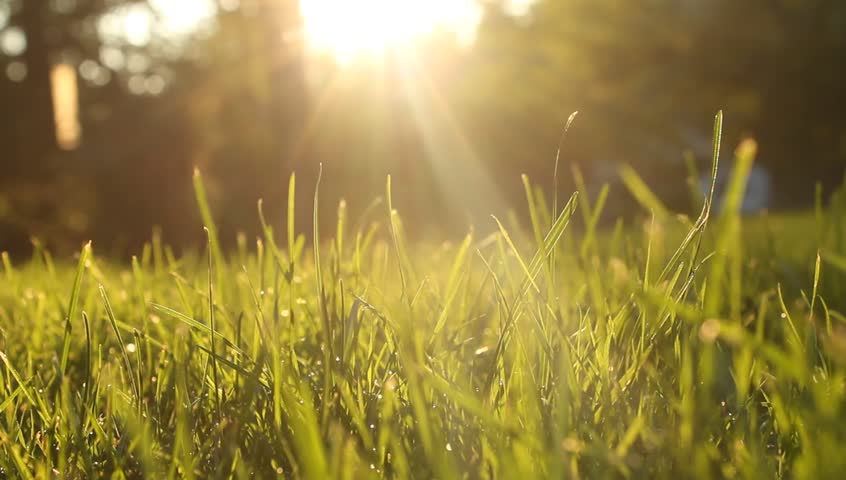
[2,114,846,478]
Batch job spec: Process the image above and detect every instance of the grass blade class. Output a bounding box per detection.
[60,241,91,375]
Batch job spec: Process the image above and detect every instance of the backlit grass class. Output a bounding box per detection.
[2,113,846,478]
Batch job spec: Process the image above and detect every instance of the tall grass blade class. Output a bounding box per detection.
[60,241,91,375]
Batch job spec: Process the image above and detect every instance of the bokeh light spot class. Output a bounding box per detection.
[0,26,27,56]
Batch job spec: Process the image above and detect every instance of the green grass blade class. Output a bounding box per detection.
[193,169,225,296]
[432,232,473,336]
[99,284,140,405]
[60,241,91,375]
[619,165,669,219]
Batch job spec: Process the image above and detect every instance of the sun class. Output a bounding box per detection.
[300,0,482,63]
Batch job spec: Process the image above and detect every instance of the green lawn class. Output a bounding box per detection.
[3,120,846,478]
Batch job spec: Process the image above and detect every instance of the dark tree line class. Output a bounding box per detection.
[1,0,311,255]
[2,0,845,256]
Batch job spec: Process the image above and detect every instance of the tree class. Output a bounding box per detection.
[17,0,57,170]
[1,0,62,253]
[0,0,310,254]
[455,0,846,211]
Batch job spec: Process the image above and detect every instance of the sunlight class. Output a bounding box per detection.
[300,0,482,63]
[148,0,218,37]
[98,0,217,47]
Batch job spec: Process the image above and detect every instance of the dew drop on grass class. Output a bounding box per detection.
[446,443,453,452]
[126,343,137,353]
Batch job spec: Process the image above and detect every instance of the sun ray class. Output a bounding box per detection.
[288,66,348,169]
[395,53,507,225]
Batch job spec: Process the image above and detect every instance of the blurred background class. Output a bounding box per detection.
[1,0,845,256]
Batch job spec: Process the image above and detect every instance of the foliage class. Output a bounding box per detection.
[2,116,846,478]
[3,1,846,254]
[457,0,846,206]
[0,0,308,253]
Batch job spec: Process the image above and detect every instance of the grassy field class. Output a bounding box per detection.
[3,115,846,479]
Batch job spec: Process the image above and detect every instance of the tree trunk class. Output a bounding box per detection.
[15,0,58,176]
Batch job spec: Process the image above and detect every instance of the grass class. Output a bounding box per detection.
[2,113,846,478]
